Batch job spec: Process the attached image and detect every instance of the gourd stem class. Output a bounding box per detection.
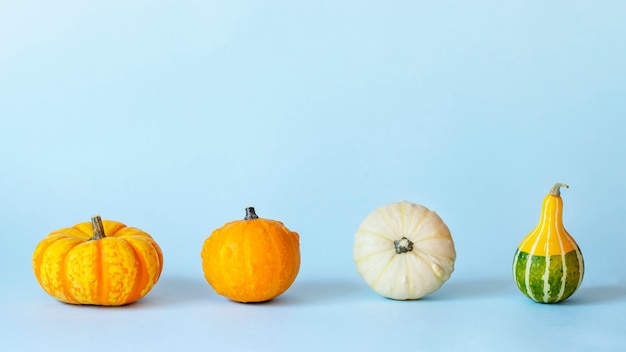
[245,207,259,220]
[394,237,414,254]
[550,183,569,197]
[90,215,106,241]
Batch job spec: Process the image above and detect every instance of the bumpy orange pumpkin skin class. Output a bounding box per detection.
[201,207,300,303]
[32,216,163,306]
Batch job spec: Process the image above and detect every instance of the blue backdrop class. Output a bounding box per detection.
[1,1,625,351]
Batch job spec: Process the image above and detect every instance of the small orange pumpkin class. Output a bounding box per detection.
[201,207,301,303]
[32,216,163,306]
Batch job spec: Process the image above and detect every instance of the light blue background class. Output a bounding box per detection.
[1,1,625,351]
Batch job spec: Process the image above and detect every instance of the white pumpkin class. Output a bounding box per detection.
[353,201,456,300]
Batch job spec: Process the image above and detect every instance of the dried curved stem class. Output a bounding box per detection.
[550,183,569,197]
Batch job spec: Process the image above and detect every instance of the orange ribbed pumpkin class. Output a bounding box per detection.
[201,207,300,303]
[32,216,163,306]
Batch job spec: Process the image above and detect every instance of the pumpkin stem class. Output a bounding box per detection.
[550,183,569,197]
[244,207,259,220]
[89,215,106,240]
[394,237,414,254]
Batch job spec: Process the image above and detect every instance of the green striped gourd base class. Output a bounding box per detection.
[513,249,583,303]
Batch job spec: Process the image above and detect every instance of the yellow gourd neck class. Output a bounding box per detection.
[538,192,564,232]
[518,183,577,255]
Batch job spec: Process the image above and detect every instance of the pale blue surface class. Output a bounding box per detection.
[1,1,625,351]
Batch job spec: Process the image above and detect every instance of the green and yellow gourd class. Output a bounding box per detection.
[513,183,584,303]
